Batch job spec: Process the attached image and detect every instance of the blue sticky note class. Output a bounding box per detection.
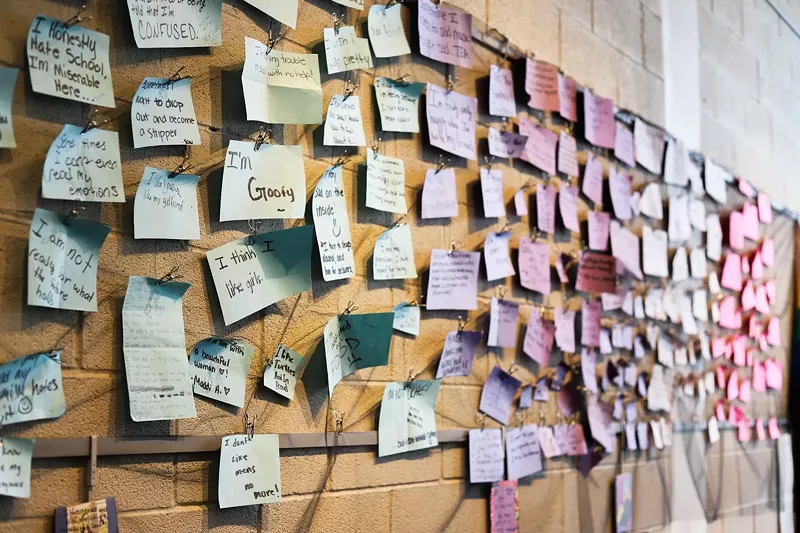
[0,351,65,427]
[325,312,394,396]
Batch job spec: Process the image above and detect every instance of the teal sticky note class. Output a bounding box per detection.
[218,434,281,508]
[263,343,305,400]
[206,225,313,326]
[0,437,34,498]
[378,380,440,457]
[325,312,394,396]
[392,303,420,336]
[0,351,65,427]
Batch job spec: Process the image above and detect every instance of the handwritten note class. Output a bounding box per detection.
[325,312,394,396]
[480,168,506,217]
[559,185,580,232]
[373,224,417,280]
[426,249,480,310]
[704,159,729,204]
[190,338,255,408]
[242,38,322,124]
[558,73,577,122]
[526,59,558,111]
[490,481,519,533]
[219,434,281,508]
[615,473,634,533]
[640,182,663,220]
[436,330,482,378]
[642,226,668,278]
[488,128,527,159]
[584,91,615,149]
[588,211,610,251]
[581,300,602,347]
[706,213,722,261]
[514,189,528,216]
[324,26,373,74]
[42,125,124,203]
[418,0,472,67]
[378,380,440,457]
[469,429,504,483]
[488,298,519,348]
[127,0,221,47]
[27,15,114,107]
[314,165,355,281]
[614,122,635,167]
[489,65,516,117]
[0,68,18,148]
[243,0,298,28]
[557,132,579,177]
[0,351,65,427]
[134,168,200,240]
[324,94,366,146]
[582,154,604,207]
[634,118,665,174]
[519,237,551,295]
[664,137,689,186]
[609,168,632,220]
[122,276,196,422]
[55,497,118,533]
[368,4,410,57]
[576,252,617,294]
[131,77,200,147]
[609,221,643,280]
[206,226,313,326]
[28,208,110,312]
[484,232,515,281]
[523,310,555,365]
[393,303,420,336]
[519,118,557,175]
[422,167,459,218]
[0,438,33,499]
[536,184,557,233]
[506,425,542,480]
[480,366,521,424]
[366,149,407,214]
[374,77,424,133]
[262,343,304,401]
[426,83,477,160]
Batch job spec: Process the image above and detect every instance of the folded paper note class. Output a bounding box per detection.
[378,380,440,457]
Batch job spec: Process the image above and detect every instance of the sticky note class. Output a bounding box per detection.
[491,480,519,532]
[758,192,772,223]
[489,64,516,117]
[506,425,542,480]
[0,67,18,148]
[484,232,515,281]
[374,77,424,133]
[469,429,504,483]
[706,214,723,261]
[523,309,555,365]
[122,276,196,422]
[418,0,472,67]
[488,298,519,348]
[768,417,781,439]
[131,77,200,147]
[526,59,559,111]
[28,15,115,107]
[559,185,580,232]
[720,253,743,291]
[609,168,632,220]
[519,385,533,409]
[324,94,366,146]
[0,351,65,427]
[324,26,373,74]
[436,330,482,378]
[0,437,33,499]
[582,154,604,207]
[366,149,407,214]
[134,168,200,240]
[576,252,617,294]
[555,308,575,352]
[581,349,598,392]
[333,0,364,9]
[693,289,708,322]
[587,397,615,452]
[751,251,764,280]
[314,165,355,280]
[206,226,313,326]
[642,226,669,278]
[242,39,322,124]
[519,117,557,175]
[427,249,480,310]
[633,117,665,174]
[480,168,506,218]
[43,125,124,203]
[378,380,440,457]
[629,191,641,217]
[128,0,222,46]
[392,303,420,336]
[427,83,478,160]
[581,300,602,347]
[558,73,577,122]
[761,237,774,267]
[555,252,570,283]
[689,199,706,231]
[219,434,281,508]
[663,137,689,186]
[672,247,689,282]
[373,224,417,280]
[28,208,110,312]
[480,366,522,424]
[615,473,634,533]
[742,202,760,241]
[488,128,527,159]
[742,281,755,311]
[55,497,119,532]
[708,417,720,444]
[518,237,551,295]
[640,182,663,220]
[690,248,707,279]
[243,0,297,28]
[729,211,745,250]
[766,280,776,304]
[668,194,692,242]
[614,121,635,167]
[584,91,615,149]
[422,167,458,218]
[767,316,781,346]
[324,312,393,396]
[190,338,255,407]
[588,211,610,251]
[704,159,729,204]
[536,184,557,233]
[718,295,740,329]
[263,343,304,400]
[367,4,410,58]
[558,132,579,177]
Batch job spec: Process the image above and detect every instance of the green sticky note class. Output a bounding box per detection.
[264,343,305,400]
[378,380,440,457]
[324,312,394,396]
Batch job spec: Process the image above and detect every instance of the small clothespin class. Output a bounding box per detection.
[446,70,457,94]
[331,151,351,170]
[483,155,495,171]
[64,206,85,226]
[515,411,526,427]
[507,362,518,376]
[167,65,187,84]
[254,126,272,151]
[393,73,411,86]
[497,220,511,234]
[169,146,193,178]
[531,228,542,242]
[501,116,510,132]
[457,315,468,335]
[267,29,286,54]
[497,286,507,300]
[65,4,91,28]
[405,366,416,388]
[388,212,408,230]
[343,76,360,101]
[81,109,99,134]
[370,137,382,157]
[476,412,487,430]
[385,0,400,11]
[539,409,546,426]
[436,154,451,174]
[332,12,344,34]
[343,300,359,315]
[447,240,460,256]
[408,295,426,308]
[155,265,182,285]
[332,410,345,435]
[244,413,257,438]
[247,219,262,244]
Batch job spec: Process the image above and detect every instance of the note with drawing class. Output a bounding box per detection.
[314,165,356,281]
[0,351,65,427]
[325,312,394,396]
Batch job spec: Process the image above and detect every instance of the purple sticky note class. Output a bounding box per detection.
[609,168,632,220]
[582,154,604,207]
[588,211,610,251]
[558,73,577,122]
[536,184,557,233]
[469,428,504,483]
[614,121,635,167]
[519,385,533,409]
[490,480,519,532]
[418,0,473,67]
[484,231,515,281]
[489,65,516,118]
[557,380,583,417]
[584,91,615,149]
[421,168,458,219]
[488,298,520,348]
[581,300,602,347]
[514,189,528,216]
[534,378,549,401]
[523,308,555,365]
[488,128,527,159]
[518,237,551,295]
[506,425,542,480]
[480,168,506,218]
[558,132,579,177]
[520,117,557,175]
[480,366,522,424]
[426,83,477,160]
[555,307,576,353]
[426,249,480,310]
[436,330,482,378]
[559,185,580,233]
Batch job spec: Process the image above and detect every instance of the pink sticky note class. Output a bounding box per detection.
[422,168,459,218]
[488,128,528,159]
[555,252,569,283]
[751,252,764,280]
[712,338,728,359]
[749,314,762,338]
[758,192,772,223]
[741,255,750,275]
[418,0,473,67]
[755,418,766,441]
[755,285,770,314]
[729,211,745,251]
[765,280,776,304]
[766,316,781,346]
[518,237,551,295]
[526,58,559,111]
[554,307,576,353]
[752,361,766,392]
[558,73,577,122]
[520,117,557,175]
[765,359,783,390]
[732,336,747,366]
[715,400,726,421]
[719,296,741,329]
[742,281,755,311]
[425,84,477,160]
[588,211,610,251]
[582,154,604,207]
[716,365,727,388]
[720,254,743,291]
[514,189,528,216]
[747,349,754,367]
[614,121,635,167]
[768,417,781,440]
[576,252,617,294]
[742,203,759,241]
[558,132,579,177]
[739,379,751,403]
[738,179,754,197]
[536,184,557,233]
[559,185,580,232]
[584,91,615,149]
[609,168,632,220]
[581,300,602,347]
[738,420,751,443]
[523,310,555,365]
[761,238,774,267]
[759,334,768,351]
[729,405,744,425]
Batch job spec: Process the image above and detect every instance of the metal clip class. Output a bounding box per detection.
[408,295,425,308]
[332,12,344,34]
[244,414,256,438]
[476,412,486,430]
[81,109,99,134]
[253,126,272,151]
[343,77,360,100]
[155,265,183,285]
[515,411,526,427]
[483,155,495,171]
[457,316,468,335]
[267,29,286,54]
[393,73,412,86]
[167,65,187,84]
[507,362,518,376]
[343,300,359,315]
[446,71,457,93]
[497,286,507,300]
[64,207,85,226]
[169,146,193,178]
[447,240,460,256]
[332,410,345,435]
[330,151,351,170]
[247,219,262,244]
[405,366,416,388]
[65,4,91,28]
[436,154,451,174]
[497,221,511,234]
[370,137,382,157]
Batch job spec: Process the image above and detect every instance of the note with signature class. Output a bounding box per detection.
[190,337,255,408]
[378,380,440,457]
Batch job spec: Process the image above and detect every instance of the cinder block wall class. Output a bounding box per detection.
[0,0,789,532]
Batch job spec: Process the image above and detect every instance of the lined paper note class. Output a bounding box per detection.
[131,77,200,147]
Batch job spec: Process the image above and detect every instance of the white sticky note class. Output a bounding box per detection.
[663,137,689,187]
[704,159,729,204]
[0,67,18,148]
[373,224,417,280]
[219,434,281,508]
[706,213,722,261]
[421,168,458,219]
[190,337,255,407]
[314,165,355,281]
[0,438,34,498]
[122,276,197,422]
[263,343,305,400]
[489,65,516,118]
[28,208,110,312]
[27,15,115,107]
[324,26,373,74]
[134,168,200,240]
[426,83,477,160]
[680,296,698,335]
[647,365,672,412]
[668,194,691,242]
[672,247,688,282]
[689,199,706,231]
[690,248,707,279]
[131,77,200,148]
[368,4,410,57]
[378,380,440,457]
[220,141,305,221]
[640,182,663,220]
[366,149,407,214]
[242,38,322,124]
[0,351,65,427]
[392,303,421,336]
[127,0,223,47]
[374,77,425,133]
[634,117,665,174]
[708,417,720,444]
[480,168,506,218]
[643,226,669,278]
[693,289,708,322]
[324,94,366,146]
[484,232,515,281]
[244,0,298,28]
[42,125,124,203]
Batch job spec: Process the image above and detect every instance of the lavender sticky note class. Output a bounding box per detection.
[422,168,458,219]
[558,73,577,122]
[418,0,472,67]
[436,330,482,378]
[489,64,516,117]
[609,168,632,220]
[506,424,542,480]
[523,308,555,366]
[480,168,506,218]
[558,131,579,177]
[519,237,551,295]
[536,184,557,233]
[488,298,520,348]
[555,307,576,353]
[426,249,480,310]
[520,117,557,175]
[488,128,527,159]
[480,366,522,424]
[484,232,515,281]
[584,91,615,149]
[559,185,580,233]
[426,83,477,160]
[469,428,504,483]
[582,154,604,207]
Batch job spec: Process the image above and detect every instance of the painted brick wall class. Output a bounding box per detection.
[0,0,789,532]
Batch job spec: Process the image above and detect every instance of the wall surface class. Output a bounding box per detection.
[0,0,794,532]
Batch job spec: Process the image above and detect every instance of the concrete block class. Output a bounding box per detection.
[561,15,622,98]
[553,0,593,27]
[619,56,665,125]
[329,445,440,490]
[391,481,487,532]
[713,0,744,36]
[643,5,663,77]
[490,0,560,64]
[263,489,391,532]
[442,442,468,479]
[94,454,174,512]
[0,518,50,533]
[518,471,565,533]
[593,0,643,62]
[701,113,738,171]
[120,505,259,533]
